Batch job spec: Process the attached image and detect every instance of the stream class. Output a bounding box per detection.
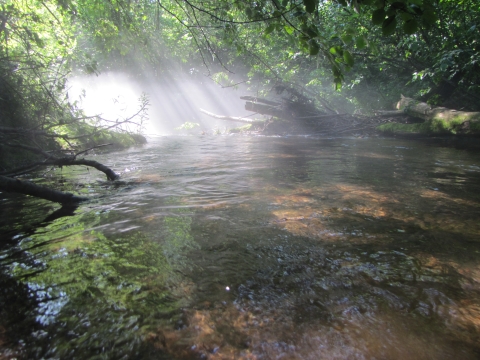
[1,135,480,359]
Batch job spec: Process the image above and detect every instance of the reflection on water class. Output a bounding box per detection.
[1,136,480,359]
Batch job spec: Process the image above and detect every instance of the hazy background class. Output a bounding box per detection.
[68,72,258,135]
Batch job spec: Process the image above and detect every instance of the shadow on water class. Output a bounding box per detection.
[1,135,480,359]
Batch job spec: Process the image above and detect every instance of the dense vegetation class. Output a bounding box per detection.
[0,0,479,199]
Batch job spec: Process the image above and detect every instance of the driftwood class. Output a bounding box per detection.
[0,175,88,204]
[200,96,387,136]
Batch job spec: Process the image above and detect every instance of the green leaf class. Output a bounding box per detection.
[400,12,413,21]
[386,5,397,16]
[333,69,344,89]
[372,8,386,25]
[342,34,353,44]
[306,25,319,38]
[345,27,356,36]
[329,46,343,56]
[355,35,367,49]
[382,16,397,36]
[309,39,320,55]
[422,8,437,26]
[264,24,275,35]
[369,41,380,55]
[303,0,316,13]
[391,2,407,11]
[284,25,295,35]
[403,19,418,34]
[408,0,423,5]
[343,50,354,67]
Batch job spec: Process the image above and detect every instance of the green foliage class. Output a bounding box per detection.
[1,0,480,145]
[174,122,200,131]
[303,0,317,14]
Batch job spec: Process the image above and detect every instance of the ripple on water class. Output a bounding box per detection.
[1,136,480,359]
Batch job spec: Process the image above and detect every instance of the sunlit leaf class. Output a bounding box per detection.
[284,25,295,35]
[329,46,343,56]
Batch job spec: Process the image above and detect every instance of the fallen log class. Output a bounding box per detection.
[377,96,480,136]
[199,108,265,124]
[396,96,480,124]
[374,110,406,117]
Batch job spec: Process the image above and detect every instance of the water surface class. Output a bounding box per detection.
[1,136,480,359]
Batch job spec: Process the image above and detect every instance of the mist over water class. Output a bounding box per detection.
[68,72,254,135]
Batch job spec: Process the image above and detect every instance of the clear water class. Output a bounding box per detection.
[1,135,480,359]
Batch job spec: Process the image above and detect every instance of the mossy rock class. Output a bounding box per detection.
[228,124,252,133]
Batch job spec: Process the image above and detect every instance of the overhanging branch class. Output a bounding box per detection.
[0,175,88,204]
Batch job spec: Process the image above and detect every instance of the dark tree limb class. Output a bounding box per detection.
[245,101,287,119]
[0,175,88,204]
[52,158,119,180]
[2,142,119,180]
[239,96,281,106]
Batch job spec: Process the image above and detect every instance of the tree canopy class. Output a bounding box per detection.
[1,0,479,184]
